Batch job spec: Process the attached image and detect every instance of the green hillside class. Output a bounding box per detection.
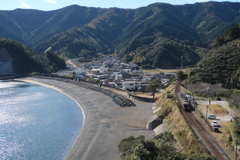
[1,2,240,68]
[190,24,240,88]
[33,2,240,68]
[0,5,108,46]
[0,38,66,74]
[33,8,134,59]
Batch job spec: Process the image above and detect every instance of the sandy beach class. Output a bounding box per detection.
[19,77,155,160]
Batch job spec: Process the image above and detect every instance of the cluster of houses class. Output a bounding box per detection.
[59,56,174,92]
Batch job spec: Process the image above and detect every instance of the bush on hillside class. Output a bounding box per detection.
[118,132,216,160]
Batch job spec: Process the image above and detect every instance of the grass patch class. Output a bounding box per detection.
[229,104,237,109]
[142,68,186,74]
[208,104,229,115]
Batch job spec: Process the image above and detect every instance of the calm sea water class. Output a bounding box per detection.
[0,80,83,160]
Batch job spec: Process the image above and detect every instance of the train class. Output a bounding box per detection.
[178,92,191,112]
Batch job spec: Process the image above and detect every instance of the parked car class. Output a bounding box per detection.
[147,92,153,96]
[212,121,219,132]
[212,121,218,127]
[207,114,216,119]
[213,127,219,132]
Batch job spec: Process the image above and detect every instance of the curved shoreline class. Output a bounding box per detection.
[18,77,155,160]
[19,78,87,138]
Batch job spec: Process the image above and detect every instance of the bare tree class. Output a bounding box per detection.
[230,93,240,108]
[232,108,240,160]
[187,82,224,98]
[185,83,197,98]
[229,93,240,160]
[185,82,210,96]
[211,83,225,99]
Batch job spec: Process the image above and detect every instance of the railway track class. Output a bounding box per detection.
[175,81,229,160]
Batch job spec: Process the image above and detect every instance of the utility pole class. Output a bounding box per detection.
[206,87,211,120]
[181,56,183,70]
[206,105,208,120]
[236,133,238,160]
[205,99,211,120]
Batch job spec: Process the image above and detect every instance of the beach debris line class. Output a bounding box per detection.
[77,82,135,107]
[36,76,135,107]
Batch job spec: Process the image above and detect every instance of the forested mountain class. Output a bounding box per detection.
[0,38,66,74]
[33,7,134,59]
[0,2,240,68]
[190,24,240,88]
[0,5,109,46]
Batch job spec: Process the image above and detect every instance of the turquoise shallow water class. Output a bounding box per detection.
[0,80,83,160]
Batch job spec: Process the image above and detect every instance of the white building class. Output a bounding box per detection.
[161,78,170,86]
[111,72,120,78]
[99,67,109,74]
[66,65,77,70]
[115,74,122,80]
[122,81,137,90]
[91,68,100,74]
[123,68,131,72]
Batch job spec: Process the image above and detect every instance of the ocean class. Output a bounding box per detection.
[0,80,83,160]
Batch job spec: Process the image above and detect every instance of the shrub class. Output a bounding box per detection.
[118,132,216,160]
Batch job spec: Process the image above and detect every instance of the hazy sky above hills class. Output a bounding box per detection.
[1,0,239,11]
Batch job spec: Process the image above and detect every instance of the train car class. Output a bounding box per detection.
[178,92,191,111]
[183,101,191,111]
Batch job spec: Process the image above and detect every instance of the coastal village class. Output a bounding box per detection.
[1,52,239,159]
[59,56,174,94]
[55,56,239,159]
[1,1,240,159]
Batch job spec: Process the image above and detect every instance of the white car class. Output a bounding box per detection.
[212,121,218,127]
[147,92,153,96]
[207,114,216,119]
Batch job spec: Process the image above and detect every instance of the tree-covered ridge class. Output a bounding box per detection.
[33,8,134,59]
[190,24,240,88]
[0,5,109,46]
[211,24,240,47]
[122,39,201,69]
[1,2,240,68]
[32,2,240,68]
[0,38,66,74]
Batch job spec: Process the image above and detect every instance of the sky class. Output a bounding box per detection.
[1,0,240,11]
